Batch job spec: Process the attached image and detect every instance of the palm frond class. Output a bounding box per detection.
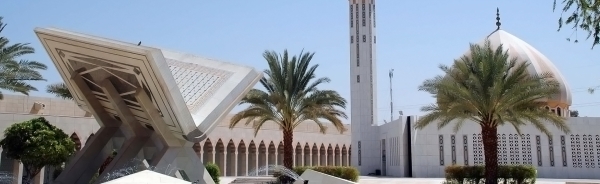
[0,18,47,98]
[416,39,570,135]
[230,49,347,136]
[46,83,73,100]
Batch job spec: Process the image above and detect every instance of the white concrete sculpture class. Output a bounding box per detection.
[102,170,189,184]
[35,28,262,184]
[294,169,357,184]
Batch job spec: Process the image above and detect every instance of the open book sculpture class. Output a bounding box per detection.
[35,28,262,184]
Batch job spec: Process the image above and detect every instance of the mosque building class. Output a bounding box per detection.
[0,1,598,183]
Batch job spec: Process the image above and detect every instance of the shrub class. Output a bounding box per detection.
[444,165,536,184]
[205,163,220,184]
[293,166,359,182]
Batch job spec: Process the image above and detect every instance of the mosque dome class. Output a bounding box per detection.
[456,9,572,117]
[479,29,572,108]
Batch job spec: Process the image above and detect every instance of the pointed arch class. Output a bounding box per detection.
[258,141,267,175]
[268,141,276,174]
[334,144,341,166]
[327,144,334,166]
[226,140,236,176]
[237,140,247,176]
[215,139,225,176]
[277,141,284,166]
[202,138,214,164]
[295,142,303,167]
[85,133,95,146]
[248,141,257,176]
[70,133,82,151]
[319,144,326,166]
[192,142,202,157]
[312,143,319,166]
[303,143,311,166]
[342,145,348,166]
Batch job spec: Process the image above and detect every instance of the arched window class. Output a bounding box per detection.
[556,107,562,117]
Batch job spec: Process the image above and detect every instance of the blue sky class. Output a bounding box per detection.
[2,1,599,124]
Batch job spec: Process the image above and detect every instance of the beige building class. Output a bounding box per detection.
[0,94,351,182]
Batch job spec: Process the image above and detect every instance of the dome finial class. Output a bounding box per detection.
[496,8,501,30]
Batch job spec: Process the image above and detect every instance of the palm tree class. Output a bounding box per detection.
[415,40,570,184]
[47,82,73,100]
[0,17,47,100]
[229,50,348,171]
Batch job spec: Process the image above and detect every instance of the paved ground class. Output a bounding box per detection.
[220,176,600,184]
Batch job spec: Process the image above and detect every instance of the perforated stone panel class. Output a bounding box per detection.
[167,59,232,112]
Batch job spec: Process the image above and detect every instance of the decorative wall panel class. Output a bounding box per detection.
[451,135,456,165]
[499,134,508,165]
[561,135,567,167]
[596,135,600,167]
[358,141,362,166]
[537,135,542,166]
[439,135,445,166]
[549,137,555,167]
[583,135,595,168]
[571,135,582,168]
[522,134,533,165]
[509,134,520,164]
[463,135,469,166]
[472,134,484,165]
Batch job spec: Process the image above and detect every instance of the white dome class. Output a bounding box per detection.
[471,29,572,107]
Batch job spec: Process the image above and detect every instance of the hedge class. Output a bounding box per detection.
[444,165,536,184]
[293,166,359,182]
[205,162,220,184]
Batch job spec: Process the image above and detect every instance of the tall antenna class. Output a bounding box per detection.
[389,69,394,122]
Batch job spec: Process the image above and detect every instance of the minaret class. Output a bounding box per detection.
[349,0,380,174]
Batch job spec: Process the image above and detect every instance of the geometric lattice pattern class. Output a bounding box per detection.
[498,134,508,165]
[583,135,596,168]
[167,59,232,112]
[451,135,456,165]
[509,134,521,164]
[571,135,583,168]
[522,134,533,165]
[472,133,484,165]
[597,135,600,167]
[439,135,444,166]
[444,134,600,169]
[561,135,568,167]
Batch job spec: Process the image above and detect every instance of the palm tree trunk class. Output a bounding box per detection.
[481,125,499,184]
[283,129,294,170]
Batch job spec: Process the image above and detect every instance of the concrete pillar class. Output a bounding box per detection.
[255,152,258,176]
[245,152,249,176]
[234,152,238,177]
[301,152,305,166]
[12,160,23,184]
[33,167,44,184]
[223,150,227,176]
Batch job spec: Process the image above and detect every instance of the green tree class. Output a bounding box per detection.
[46,82,73,100]
[0,117,76,184]
[570,110,579,117]
[553,0,600,48]
[415,40,570,184]
[0,17,48,99]
[229,50,348,171]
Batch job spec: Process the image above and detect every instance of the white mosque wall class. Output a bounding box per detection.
[409,117,600,179]
[377,115,414,177]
